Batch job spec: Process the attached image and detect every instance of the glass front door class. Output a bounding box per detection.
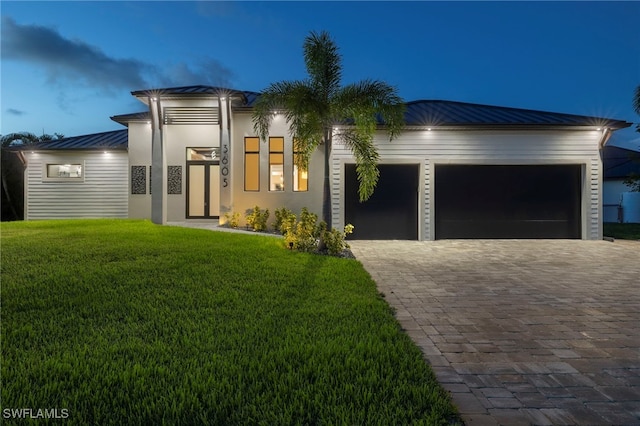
[187,148,220,219]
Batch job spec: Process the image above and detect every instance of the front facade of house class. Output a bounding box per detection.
[21,85,631,240]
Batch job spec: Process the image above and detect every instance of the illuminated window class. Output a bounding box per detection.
[46,164,83,179]
[244,137,260,191]
[293,140,308,192]
[187,147,219,161]
[269,137,284,191]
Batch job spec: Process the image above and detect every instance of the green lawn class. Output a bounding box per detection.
[1,219,460,425]
[603,222,640,240]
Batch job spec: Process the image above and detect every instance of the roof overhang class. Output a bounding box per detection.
[131,86,251,106]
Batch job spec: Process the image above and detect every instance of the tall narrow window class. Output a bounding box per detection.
[244,137,260,191]
[293,140,308,192]
[269,137,284,191]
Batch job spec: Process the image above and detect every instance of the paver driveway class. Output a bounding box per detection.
[349,240,640,426]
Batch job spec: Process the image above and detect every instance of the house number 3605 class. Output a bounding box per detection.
[221,144,229,187]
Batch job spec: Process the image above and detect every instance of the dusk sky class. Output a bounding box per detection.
[1,1,639,145]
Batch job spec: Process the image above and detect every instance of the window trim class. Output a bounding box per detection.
[186,147,220,162]
[244,137,260,192]
[43,161,85,182]
[269,137,285,192]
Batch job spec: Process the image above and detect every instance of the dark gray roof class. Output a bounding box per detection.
[20,129,128,150]
[131,85,260,106]
[603,145,640,179]
[128,85,631,128]
[403,100,631,129]
[111,111,150,126]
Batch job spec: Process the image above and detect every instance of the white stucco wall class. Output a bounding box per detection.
[163,123,220,221]
[127,122,152,219]
[229,112,324,226]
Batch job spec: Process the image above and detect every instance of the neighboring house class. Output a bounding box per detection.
[18,85,631,240]
[602,144,640,222]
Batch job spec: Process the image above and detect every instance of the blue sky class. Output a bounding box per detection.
[1,1,639,143]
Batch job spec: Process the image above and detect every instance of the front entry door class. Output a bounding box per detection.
[187,163,220,218]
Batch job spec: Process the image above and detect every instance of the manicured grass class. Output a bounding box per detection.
[603,222,640,240]
[1,219,460,425]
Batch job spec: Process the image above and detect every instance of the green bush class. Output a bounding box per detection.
[321,223,355,256]
[282,209,354,256]
[223,211,241,228]
[245,206,270,232]
[274,207,296,235]
[284,207,319,252]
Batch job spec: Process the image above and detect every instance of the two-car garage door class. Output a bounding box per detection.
[435,165,582,239]
[345,164,582,240]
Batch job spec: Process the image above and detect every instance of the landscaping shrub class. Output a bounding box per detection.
[281,208,354,256]
[274,207,296,235]
[245,206,270,232]
[223,211,241,228]
[320,223,354,256]
[284,207,319,252]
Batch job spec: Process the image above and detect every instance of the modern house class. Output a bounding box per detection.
[19,85,632,240]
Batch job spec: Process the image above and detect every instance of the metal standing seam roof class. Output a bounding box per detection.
[19,129,128,150]
[24,86,631,151]
[130,85,261,105]
[110,111,150,126]
[403,100,631,129]
[121,85,632,129]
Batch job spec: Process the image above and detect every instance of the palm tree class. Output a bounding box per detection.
[252,31,405,229]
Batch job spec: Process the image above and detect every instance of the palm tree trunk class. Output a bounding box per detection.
[321,129,332,229]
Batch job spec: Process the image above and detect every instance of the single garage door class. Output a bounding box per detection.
[435,164,582,239]
[345,164,419,240]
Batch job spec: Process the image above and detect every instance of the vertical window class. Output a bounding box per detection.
[269,137,284,191]
[244,137,260,191]
[293,141,308,192]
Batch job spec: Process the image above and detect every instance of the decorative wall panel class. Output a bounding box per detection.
[131,166,146,194]
[168,166,182,194]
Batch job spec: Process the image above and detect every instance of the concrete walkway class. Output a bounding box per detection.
[349,240,640,426]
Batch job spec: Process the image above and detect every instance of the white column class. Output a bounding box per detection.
[219,96,232,223]
[149,97,166,224]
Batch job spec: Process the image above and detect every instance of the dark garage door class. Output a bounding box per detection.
[345,164,419,240]
[435,165,582,239]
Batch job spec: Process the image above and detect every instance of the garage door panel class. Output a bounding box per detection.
[435,165,581,239]
[345,164,419,240]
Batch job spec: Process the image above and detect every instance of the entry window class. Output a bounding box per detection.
[244,137,260,191]
[46,164,83,179]
[187,147,219,161]
[269,137,284,191]
[293,140,308,192]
